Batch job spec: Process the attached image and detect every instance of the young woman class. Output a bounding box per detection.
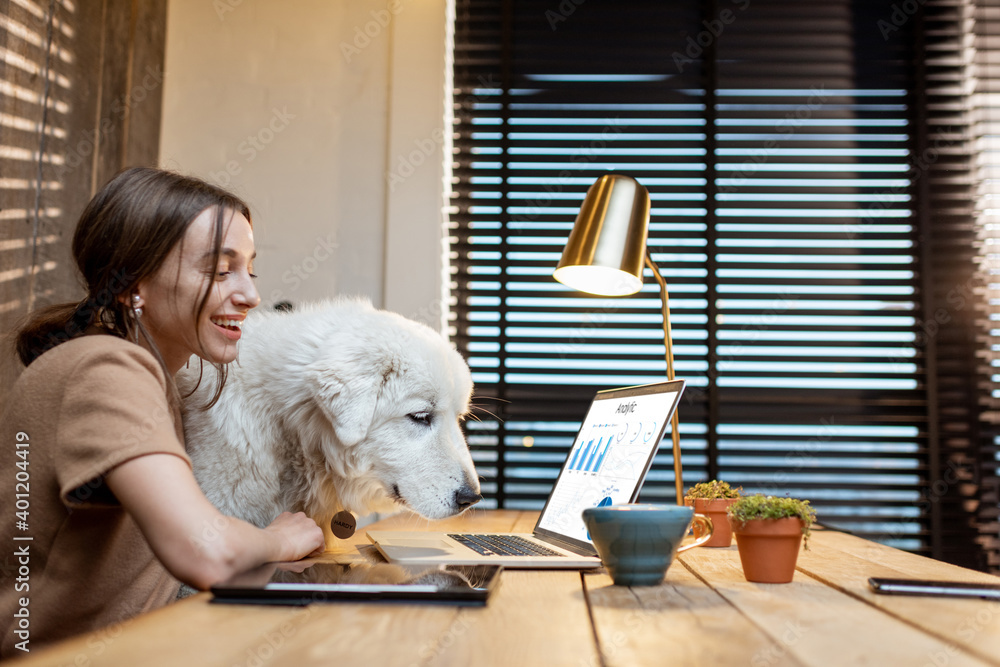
[0,168,325,658]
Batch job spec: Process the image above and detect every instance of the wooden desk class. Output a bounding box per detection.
[13,510,1000,666]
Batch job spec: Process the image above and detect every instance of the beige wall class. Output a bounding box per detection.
[160,0,450,329]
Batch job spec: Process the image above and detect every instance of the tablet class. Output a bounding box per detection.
[210,559,502,606]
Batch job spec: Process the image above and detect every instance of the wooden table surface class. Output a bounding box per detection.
[13,510,1000,666]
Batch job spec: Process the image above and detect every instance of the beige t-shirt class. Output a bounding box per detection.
[0,333,191,659]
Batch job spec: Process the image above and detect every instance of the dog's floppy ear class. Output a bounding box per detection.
[308,350,395,447]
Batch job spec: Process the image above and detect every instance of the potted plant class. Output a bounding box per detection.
[728,494,817,583]
[683,480,742,548]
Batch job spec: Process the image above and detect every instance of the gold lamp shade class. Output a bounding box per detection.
[553,174,650,296]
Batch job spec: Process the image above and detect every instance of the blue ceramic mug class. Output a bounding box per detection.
[582,504,714,586]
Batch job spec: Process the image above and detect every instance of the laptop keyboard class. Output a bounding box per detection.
[448,534,563,557]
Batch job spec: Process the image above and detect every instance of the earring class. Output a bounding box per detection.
[131,294,142,343]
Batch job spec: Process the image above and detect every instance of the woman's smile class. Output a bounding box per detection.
[210,315,245,341]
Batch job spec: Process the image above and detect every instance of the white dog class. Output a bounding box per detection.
[178,299,482,542]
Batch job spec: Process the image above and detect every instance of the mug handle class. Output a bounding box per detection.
[677,514,714,553]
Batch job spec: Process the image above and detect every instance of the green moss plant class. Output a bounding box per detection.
[727,494,817,548]
[685,479,742,500]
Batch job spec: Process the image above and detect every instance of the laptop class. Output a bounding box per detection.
[367,379,685,568]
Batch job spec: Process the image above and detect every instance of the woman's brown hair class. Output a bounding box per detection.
[15,167,252,405]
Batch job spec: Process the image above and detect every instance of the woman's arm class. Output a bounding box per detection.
[105,453,326,590]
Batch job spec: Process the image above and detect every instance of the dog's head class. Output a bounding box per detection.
[306,307,481,520]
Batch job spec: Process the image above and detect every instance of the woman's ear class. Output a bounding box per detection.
[118,287,144,310]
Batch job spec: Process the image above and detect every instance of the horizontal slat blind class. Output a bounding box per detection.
[0,1,68,397]
[0,2,168,408]
[915,0,997,570]
[452,0,997,564]
[452,1,712,510]
[1,2,58,332]
[707,1,925,548]
[972,0,1000,570]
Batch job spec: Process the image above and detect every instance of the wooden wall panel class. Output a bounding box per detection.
[92,0,130,190]
[0,0,167,406]
[123,0,167,169]
[30,0,102,332]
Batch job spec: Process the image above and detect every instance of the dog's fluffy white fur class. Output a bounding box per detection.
[178,298,481,541]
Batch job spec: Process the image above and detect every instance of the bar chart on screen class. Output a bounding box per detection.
[568,428,613,473]
[566,419,659,478]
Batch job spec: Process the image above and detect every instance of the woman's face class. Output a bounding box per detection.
[135,207,260,374]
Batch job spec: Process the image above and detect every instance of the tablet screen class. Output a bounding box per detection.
[210,559,502,606]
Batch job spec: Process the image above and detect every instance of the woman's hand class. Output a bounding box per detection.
[264,511,326,560]
[105,454,325,590]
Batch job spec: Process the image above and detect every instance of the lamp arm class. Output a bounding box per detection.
[644,251,675,382]
[644,249,684,505]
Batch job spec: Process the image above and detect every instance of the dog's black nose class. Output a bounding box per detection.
[454,485,483,509]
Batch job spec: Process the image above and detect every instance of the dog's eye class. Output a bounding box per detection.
[408,412,432,426]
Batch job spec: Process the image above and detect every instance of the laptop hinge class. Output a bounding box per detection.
[534,532,597,558]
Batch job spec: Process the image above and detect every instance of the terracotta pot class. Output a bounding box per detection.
[683,497,738,547]
[732,517,804,583]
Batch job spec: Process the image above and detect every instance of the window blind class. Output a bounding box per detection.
[917,0,997,569]
[972,0,1000,570]
[451,0,998,566]
[0,1,63,335]
[0,1,168,407]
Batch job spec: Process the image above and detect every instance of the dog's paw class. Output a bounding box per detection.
[175,583,199,600]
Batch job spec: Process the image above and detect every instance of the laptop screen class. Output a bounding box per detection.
[533,380,685,552]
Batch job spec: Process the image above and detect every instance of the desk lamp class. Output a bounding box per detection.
[553,173,684,505]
